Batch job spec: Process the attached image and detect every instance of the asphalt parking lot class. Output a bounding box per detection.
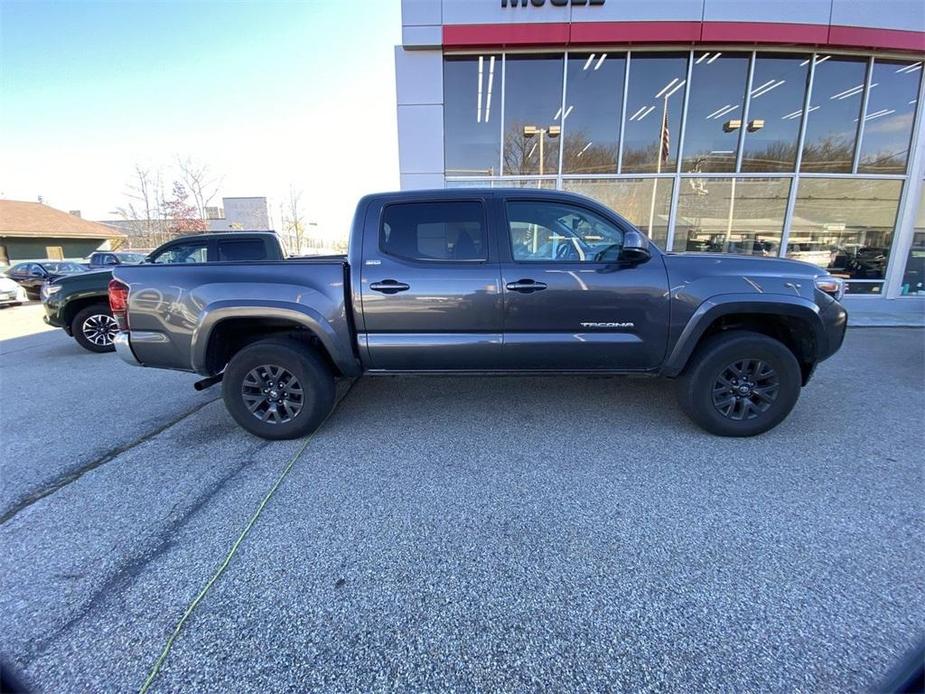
[1,302,922,692]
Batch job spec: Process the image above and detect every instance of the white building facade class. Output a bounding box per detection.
[395,0,925,312]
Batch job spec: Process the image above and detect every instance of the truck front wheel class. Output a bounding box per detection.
[675,331,802,437]
[72,304,118,353]
[222,338,335,440]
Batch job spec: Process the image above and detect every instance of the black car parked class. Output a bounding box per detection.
[6,261,87,300]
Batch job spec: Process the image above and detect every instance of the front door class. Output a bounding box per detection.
[498,197,670,370]
[359,197,504,370]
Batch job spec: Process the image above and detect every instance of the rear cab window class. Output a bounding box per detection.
[380,201,487,262]
[218,239,268,261]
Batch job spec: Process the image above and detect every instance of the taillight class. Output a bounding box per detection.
[109,278,129,330]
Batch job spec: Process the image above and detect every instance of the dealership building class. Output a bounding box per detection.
[395,0,925,317]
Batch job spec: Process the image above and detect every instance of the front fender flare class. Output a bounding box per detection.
[190,300,361,377]
[661,293,826,377]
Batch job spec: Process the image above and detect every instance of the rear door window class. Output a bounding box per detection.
[380,201,486,262]
[218,239,267,261]
[150,240,209,264]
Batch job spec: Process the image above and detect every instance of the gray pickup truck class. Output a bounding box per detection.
[111,189,847,439]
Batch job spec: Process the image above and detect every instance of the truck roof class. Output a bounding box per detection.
[169,230,280,243]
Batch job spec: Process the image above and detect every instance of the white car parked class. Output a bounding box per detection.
[0,276,28,307]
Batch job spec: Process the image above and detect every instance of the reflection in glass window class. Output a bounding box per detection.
[900,183,925,296]
[788,178,902,292]
[740,55,810,172]
[503,55,564,176]
[562,53,625,174]
[673,177,790,256]
[506,201,625,263]
[380,202,486,262]
[622,53,687,173]
[682,52,750,173]
[858,60,922,174]
[444,55,502,176]
[800,56,867,173]
[446,178,556,190]
[562,178,673,248]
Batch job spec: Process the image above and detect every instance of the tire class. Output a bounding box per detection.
[222,338,335,440]
[72,304,118,353]
[675,331,801,437]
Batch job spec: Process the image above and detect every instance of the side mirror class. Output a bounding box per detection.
[621,230,651,264]
[29,269,46,278]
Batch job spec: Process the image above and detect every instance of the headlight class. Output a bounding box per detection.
[41,284,62,301]
[815,275,845,301]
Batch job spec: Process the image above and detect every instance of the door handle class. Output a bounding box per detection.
[369,279,410,294]
[505,279,548,294]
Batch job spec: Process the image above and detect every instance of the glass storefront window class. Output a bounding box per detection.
[682,52,750,173]
[788,178,903,292]
[503,55,564,176]
[673,177,790,256]
[900,183,925,296]
[740,54,810,172]
[444,55,502,177]
[622,53,687,174]
[561,52,625,175]
[562,178,673,248]
[858,60,922,174]
[446,178,556,190]
[800,56,867,173]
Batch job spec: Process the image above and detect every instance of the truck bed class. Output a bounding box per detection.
[113,258,355,374]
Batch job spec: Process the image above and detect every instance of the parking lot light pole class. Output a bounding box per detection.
[523,125,561,176]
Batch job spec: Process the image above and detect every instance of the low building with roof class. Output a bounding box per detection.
[0,200,126,265]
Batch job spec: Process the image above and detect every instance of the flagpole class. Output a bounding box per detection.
[647,95,668,237]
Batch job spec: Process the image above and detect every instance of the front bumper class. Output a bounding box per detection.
[820,300,848,361]
[114,332,143,367]
[42,300,68,330]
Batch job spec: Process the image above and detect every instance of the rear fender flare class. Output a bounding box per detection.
[662,293,825,377]
[191,300,361,377]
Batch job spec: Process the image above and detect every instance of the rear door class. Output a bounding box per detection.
[359,197,504,370]
[497,196,670,370]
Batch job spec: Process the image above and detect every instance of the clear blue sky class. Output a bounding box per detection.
[0,0,402,238]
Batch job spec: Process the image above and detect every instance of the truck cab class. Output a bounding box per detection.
[354,190,670,371]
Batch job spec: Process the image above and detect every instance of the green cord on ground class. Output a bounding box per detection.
[139,381,355,694]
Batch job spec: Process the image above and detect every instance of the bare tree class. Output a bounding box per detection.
[176,157,221,221]
[281,187,307,255]
[115,165,169,248]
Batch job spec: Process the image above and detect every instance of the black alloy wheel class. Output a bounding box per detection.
[711,359,780,421]
[241,364,305,424]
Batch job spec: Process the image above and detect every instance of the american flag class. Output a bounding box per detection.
[660,108,670,164]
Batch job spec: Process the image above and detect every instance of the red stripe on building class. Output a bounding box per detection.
[827,25,925,52]
[443,20,925,54]
[700,21,829,45]
[570,21,701,45]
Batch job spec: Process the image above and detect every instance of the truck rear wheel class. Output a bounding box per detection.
[222,338,335,440]
[72,304,118,353]
[675,331,801,437]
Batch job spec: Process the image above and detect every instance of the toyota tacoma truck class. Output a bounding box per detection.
[111,189,847,439]
[43,231,285,352]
